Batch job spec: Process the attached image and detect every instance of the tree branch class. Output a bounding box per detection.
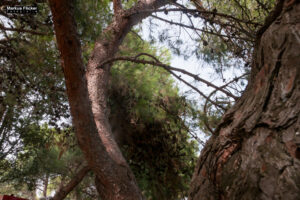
[113,0,122,14]
[49,0,173,198]
[150,14,253,42]
[0,24,50,36]
[144,8,262,26]
[167,68,227,110]
[204,73,248,135]
[99,55,238,100]
[51,166,91,200]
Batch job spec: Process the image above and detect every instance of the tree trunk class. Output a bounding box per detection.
[43,174,49,198]
[48,0,168,199]
[189,1,300,199]
[48,1,143,199]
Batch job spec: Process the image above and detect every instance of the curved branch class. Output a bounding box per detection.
[99,55,238,100]
[134,52,160,62]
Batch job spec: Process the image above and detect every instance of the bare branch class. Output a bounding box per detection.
[203,90,217,135]
[99,55,238,100]
[167,69,226,110]
[135,8,262,26]
[150,14,253,42]
[134,52,160,62]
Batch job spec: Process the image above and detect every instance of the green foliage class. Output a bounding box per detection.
[1,14,199,200]
[74,0,112,42]
[1,125,74,183]
[0,0,259,198]
[0,184,36,200]
[108,33,199,199]
[0,124,88,199]
[202,0,276,24]
[73,5,200,198]
[0,1,69,161]
[194,0,277,70]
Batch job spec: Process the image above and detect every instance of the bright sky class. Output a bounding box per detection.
[140,8,246,146]
[141,8,245,96]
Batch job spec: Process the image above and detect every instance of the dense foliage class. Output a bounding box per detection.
[0,0,281,199]
[0,1,199,199]
[108,34,199,199]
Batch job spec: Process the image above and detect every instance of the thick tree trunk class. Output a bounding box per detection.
[48,0,168,199]
[189,1,300,199]
[85,15,142,197]
[48,1,143,199]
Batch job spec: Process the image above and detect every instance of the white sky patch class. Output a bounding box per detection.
[138,4,247,150]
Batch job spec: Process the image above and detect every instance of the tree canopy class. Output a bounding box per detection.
[1,0,298,199]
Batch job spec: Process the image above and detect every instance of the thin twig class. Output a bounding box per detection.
[133,8,262,26]
[150,15,253,42]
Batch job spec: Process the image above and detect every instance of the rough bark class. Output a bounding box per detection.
[189,1,300,199]
[48,1,143,199]
[83,0,168,196]
[51,166,90,200]
[48,0,169,199]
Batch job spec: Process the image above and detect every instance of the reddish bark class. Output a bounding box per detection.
[189,1,300,199]
[48,0,168,199]
[73,0,169,196]
[48,1,143,199]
